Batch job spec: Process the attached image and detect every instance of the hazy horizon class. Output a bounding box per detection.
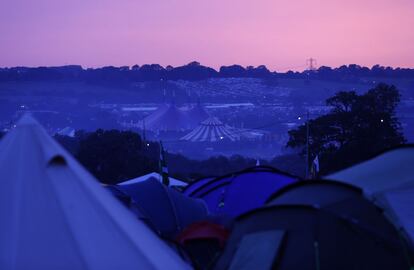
[1,0,414,71]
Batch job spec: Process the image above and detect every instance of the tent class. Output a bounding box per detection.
[185,166,297,217]
[116,178,209,239]
[184,102,210,128]
[326,145,414,242]
[145,104,190,131]
[144,103,208,132]
[0,115,189,270]
[144,103,169,125]
[177,221,230,270]
[119,172,188,187]
[214,180,413,270]
[55,126,76,137]
[183,176,217,196]
[180,117,239,142]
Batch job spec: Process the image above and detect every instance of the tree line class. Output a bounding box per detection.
[1,62,414,86]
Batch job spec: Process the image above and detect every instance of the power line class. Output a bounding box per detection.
[306,58,317,71]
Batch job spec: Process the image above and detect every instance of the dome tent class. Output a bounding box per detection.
[326,145,414,242]
[214,180,413,270]
[0,115,189,270]
[116,178,209,239]
[183,176,217,196]
[185,166,297,218]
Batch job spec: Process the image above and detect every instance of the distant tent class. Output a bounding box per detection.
[326,145,414,242]
[215,180,413,270]
[56,126,75,137]
[181,117,239,142]
[142,103,169,126]
[119,172,188,187]
[0,115,189,270]
[185,102,209,127]
[185,166,297,217]
[117,178,209,239]
[145,104,194,132]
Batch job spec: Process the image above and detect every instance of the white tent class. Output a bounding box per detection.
[326,146,414,241]
[0,115,189,270]
[180,117,239,142]
[56,126,76,137]
[119,172,188,187]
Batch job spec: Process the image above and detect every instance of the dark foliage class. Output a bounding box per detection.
[2,63,414,85]
[56,129,264,184]
[287,83,406,174]
[74,129,158,184]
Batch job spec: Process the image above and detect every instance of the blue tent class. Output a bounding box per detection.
[116,178,209,238]
[185,166,298,218]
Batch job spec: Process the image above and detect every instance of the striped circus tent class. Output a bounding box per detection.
[180,117,239,142]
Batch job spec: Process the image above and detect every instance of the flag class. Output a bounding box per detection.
[159,141,170,186]
[310,155,320,178]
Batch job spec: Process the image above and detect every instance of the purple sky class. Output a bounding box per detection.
[1,0,413,71]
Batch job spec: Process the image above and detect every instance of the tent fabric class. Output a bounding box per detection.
[183,176,217,196]
[185,103,210,127]
[176,221,230,270]
[180,117,239,142]
[228,230,285,270]
[119,172,188,187]
[186,166,297,218]
[215,204,412,270]
[326,146,414,193]
[0,114,189,270]
[266,180,363,207]
[326,145,414,241]
[143,103,169,125]
[266,180,403,235]
[176,221,230,248]
[145,104,192,131]
[117,178,209,238]
[143,103,208,132]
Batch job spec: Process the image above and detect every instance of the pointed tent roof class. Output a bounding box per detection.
[143,103,169,125]
[185,102,209,127]
[326,145,414,242]
[145,104,194,132]
[0,114,189,270]
[180,117,239,142]
[119,172,188,187]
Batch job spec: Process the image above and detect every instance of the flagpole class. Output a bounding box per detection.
[305,111,310,179]
[159,141,170,186]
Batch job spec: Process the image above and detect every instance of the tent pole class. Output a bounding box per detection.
[305,111,310,179]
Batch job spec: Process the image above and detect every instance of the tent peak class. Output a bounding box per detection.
[16,113,40,127]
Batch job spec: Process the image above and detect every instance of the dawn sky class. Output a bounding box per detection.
[1,0,413,71]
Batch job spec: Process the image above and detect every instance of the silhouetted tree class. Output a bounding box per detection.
[76,129,158,184]
[287,83,406,174]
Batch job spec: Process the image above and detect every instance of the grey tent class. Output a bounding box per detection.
[214,180,413,270]
[0,115,190,270]
[326,145,414,242]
